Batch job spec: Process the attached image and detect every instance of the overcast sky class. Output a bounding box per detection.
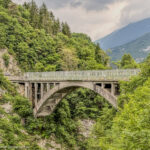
[12,0,150,41]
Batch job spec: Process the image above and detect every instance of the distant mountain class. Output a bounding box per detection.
[110,32,150,62]
[96,18,150,50]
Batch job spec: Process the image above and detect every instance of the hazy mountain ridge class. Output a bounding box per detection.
[96,18,150,50]
[110,32,150,62]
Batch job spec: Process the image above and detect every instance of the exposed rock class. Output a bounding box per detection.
[0,49,21,75]
[16,83,25,97]
[1,102,12,113]
[0,88,6,97]
[20,129,28,135]
[21,118,26,126]
[38,136,65,150]
[78,119,95,138]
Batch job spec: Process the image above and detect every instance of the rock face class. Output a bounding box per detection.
[1,103,12,113]
[79,119,95,138]
[0,49,21,75]
[0,49,25,96]
[38,136,65,150]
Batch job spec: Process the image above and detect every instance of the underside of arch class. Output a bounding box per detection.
[34,82,117,117]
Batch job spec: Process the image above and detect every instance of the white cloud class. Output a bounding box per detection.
[120,0,150,26]
[12,0,31,4]
[12,0,150,41]
[52,1,127,40]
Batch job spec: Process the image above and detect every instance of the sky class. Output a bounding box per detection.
[12,0,150,41]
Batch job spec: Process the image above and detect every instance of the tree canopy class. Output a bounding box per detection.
[114,53,138,69]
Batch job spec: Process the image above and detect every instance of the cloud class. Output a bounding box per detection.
[12,0,125,10]
[120,0,150,26]
[12,0,150,41]
[12,0,31,4]
[51,1,127,40]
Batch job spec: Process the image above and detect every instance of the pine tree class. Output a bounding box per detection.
[61,22,71,37]
[0,0,10,8]
[23,2,30,10]
[52,19,61,35]
[29,0,39,28]
[39,3,47,28]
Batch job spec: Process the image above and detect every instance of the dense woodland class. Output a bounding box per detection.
[0,0,109,72]
[0,0,150,150]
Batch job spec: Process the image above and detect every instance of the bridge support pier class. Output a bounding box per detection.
[34,83,38,108]
[111,83,115,96]
[41,83,44,98]
[101,83,104,88]
[25,82,30,98]
[47,83,50,92]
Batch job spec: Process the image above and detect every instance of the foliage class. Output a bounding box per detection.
[0,71,40,149]
[114,53,138,69]
[0,0,10,8]
[0,2,109,71]
[12,95,32,117]
[0,0,117,149]
[2,53,10,67]
[98,79,150,150]
[1,0,150,149]
[0,70,16,95]
[89,54,150,150]
[25,89,112,148]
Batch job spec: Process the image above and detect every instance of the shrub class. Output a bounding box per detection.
[2,53,10,67]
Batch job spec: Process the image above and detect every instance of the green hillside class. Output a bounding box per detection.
[0,0,110,149]
[0,0,109,72]
[110,32,150,62]
[0,0,150,150]
[87,56,150,149]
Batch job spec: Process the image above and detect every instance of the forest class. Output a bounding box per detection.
[0,0,150,149]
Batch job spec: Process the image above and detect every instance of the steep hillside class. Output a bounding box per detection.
[0,1,109,72]
[96,17,150,50]
[87,54,150,150]
[0,1,112,149]
[1,1,150,150]
[110,32,150,62]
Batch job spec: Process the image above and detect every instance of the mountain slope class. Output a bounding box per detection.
[110,32,150,62]
[96,18,150,50]
[0,1,111,149]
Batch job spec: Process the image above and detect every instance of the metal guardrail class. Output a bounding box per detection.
[7,69,140,81]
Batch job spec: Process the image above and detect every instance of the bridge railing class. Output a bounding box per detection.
[17,69,140,81]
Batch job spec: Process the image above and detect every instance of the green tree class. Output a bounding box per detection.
[38,3,53,34]
[59,48,79,71]
[29,0,39,28]
[52,19,61,35]
[62,22,71,37]
[0,0,10,8]
[115,53,138,69]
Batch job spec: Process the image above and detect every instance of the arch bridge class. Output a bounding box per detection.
[7,69,140,117]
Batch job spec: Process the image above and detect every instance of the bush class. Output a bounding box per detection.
[12,95,32,118]
[2,53,10,67]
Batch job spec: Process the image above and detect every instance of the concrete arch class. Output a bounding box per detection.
[34,82,117,117]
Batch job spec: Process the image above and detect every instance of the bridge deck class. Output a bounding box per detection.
[7,69,140,82]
